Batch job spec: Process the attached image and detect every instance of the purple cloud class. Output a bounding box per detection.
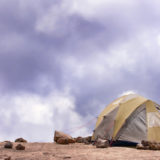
[0,0,160,141]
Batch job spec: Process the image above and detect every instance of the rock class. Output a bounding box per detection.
[136,143,144,149]
[15,138,27,143]
[54,130,72,142]
[96,138,109,148]
[141,140,156,147]
[75,137,84,143]
[4,141,11,143]
[54,130,75,144]
[149,144,159,150]
[152,141,158,145]
[143,146,150,150]
[15,144,25,150]
[75,136,92,144]
[56,137,75,144]
[83,136,92,144]
[4,157,11,160]
[57,138,69,144]
[156,144,160,150]
[141,140,149,146]
[63,156,71,159]
[68,138,76,143]
[43,152,50,155]
[4,141,13,149]
[84,140,90,145]
[140,140,160,150]
[85,136,92,142]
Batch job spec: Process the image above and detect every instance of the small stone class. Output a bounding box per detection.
[75,137,84,143]
[96,138,109,148]
[85,136,92,143]
[15,138,27,143]
[4,141,11,143]
[43,152,50,155]
[151,141,157,145]
[63,156,71,159]
[143,146,150,150]
[84,140,90,145]
[4,156,11,160]
[150,144,158,150]
[75,136,92,144]
[141,140,147,146]
[156,144,160,150]
[4,142,13,149]
[15,144,25,150]
[136,143,144,149]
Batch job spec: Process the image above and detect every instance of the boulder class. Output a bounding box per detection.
[68,138,76,143]
[56,137,76,144]
[96,138,109,148]
[57,138,69,144]
[54,131,75,144]
[4,141,13,149]
[15,138,27,143]
[15,144,25,150]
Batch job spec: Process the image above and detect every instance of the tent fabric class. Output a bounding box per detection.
[93,107,118,140]
[116,104,147,142]
[95,94,139,130]
[146,100,160,141]
[95,95,126,129]
[113,96,147,138]
[92,94,160,143]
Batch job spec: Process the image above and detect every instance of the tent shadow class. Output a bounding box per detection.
[110,140,137,148]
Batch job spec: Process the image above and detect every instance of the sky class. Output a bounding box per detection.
[1,0,160,142]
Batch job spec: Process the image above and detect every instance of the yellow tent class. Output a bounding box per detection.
[92,94,160,143]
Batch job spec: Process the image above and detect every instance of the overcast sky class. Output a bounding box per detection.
[1,0,160,142]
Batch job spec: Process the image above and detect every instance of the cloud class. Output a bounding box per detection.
[0,88,92,142]
[119,90,136,97]
[1,0,160,141]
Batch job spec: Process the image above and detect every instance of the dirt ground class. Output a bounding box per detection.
[0,142,160,160]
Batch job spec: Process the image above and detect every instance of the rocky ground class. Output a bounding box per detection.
[0,142,160,160]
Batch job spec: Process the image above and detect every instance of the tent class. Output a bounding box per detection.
[92,94,160,144]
